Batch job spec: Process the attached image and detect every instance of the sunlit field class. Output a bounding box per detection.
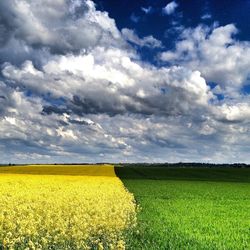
[0,165,137,250]
[1,164,249,250]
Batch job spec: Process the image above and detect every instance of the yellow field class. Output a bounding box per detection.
[0,165,137,250]
[0,164,116,176]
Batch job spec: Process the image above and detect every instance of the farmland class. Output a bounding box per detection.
[0,165,136,249]
[0,164,249,250]
[115,166,250,250]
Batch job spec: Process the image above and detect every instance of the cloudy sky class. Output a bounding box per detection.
[0,0,250,164]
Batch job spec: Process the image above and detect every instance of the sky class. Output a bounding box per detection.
[0,0,250,164]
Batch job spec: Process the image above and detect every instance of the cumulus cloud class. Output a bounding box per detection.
[0,0,125,55]
[213,103,250,123]
[159,24,250,95]
[162,1,178,15]
[0,0,250,163]
[201,13,212,20]
[141,6,153,14]
[0,81,130,163]
[130,13,140,23]
[122,28,162,48]
[2,49,212,117]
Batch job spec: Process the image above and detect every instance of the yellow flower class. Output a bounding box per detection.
[0,165,137,249]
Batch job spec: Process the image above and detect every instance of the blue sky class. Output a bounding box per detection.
[0,0,250,163]
[94,0,250,45]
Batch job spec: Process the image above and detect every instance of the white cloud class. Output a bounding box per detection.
[141,6,153,14]
[0,0,125,54]
[130,13,140,23]
[1,0,250,163]
[159,24,250,95]
[0,81,131,163]
[201,13,212,20]
[2,49,213,117]
[122,28,162,48]
[162,1,178,15]
[213,103,250,122]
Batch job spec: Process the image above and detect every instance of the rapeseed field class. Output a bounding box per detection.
[0,165,137,250]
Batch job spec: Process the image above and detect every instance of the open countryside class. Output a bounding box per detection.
[1,0,250,249]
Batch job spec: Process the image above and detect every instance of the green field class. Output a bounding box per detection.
[115,167,250,250]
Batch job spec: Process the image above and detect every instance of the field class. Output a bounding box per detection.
[0,165,136,249]
[115,166,250,250]
[0,165,249,250]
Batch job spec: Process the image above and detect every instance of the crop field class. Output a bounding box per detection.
[0,165,249,250]
[0,165,136,249]
[115,166,250,250]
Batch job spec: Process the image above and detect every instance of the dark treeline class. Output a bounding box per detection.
[116,162,250,168]
[1,162,249,168]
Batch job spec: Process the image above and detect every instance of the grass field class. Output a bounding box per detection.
[0,165,136,250]
[115,166,250,250]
